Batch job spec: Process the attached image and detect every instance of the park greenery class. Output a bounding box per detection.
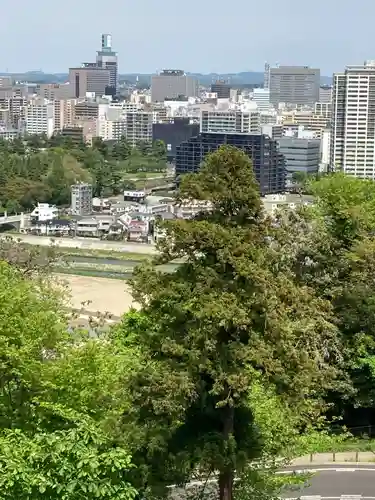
[3,145,375,499]
[0,134,168,213]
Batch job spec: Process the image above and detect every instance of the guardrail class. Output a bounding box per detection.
[291,451,375,465]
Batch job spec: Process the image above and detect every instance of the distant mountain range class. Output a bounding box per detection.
[3,70,332,87]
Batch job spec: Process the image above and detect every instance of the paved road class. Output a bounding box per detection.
[171,464,375,499]
[281,464,375,498]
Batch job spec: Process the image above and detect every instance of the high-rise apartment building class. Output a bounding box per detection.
[96,34,118,94]
[269,65,320,106]
[25,98,54,137]
[69,67,110,98]
[200,109,260,134]
[53,98,77,131]
[331,60,375,178]
[151,70,198,102]
[0,96,27,129]
[71,183,93,216]
[96,111,153,145]
[176,133,285,195]
[123,111,153,146]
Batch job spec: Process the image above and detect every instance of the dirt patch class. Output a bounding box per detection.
[55,274,138,317]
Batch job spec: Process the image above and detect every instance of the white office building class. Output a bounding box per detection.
[25,99,54,137]
[331,61,375,178]
[252,88,271,112]
[200,107,260,134]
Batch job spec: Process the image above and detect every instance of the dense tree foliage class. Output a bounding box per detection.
[273,172,375,431]
[0,248,139,499]
[0,134,168,212]
[4,146,375,499]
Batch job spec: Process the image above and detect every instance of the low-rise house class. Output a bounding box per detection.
[30,203,59,222]
[261,194,314,216]
[127,218,149,242]
[28,219,72,236]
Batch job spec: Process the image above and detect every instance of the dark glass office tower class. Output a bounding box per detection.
[176,133,286,195]
[210,80,231,99]
[152,118,200,162]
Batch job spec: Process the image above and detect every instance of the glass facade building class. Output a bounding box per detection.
[152,118,200,162]
[176,133,286,195]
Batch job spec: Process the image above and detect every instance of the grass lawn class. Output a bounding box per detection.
[59,247,154,261]
[134,178,174,190]
[18,242,155,261]
[52,267,131,280]
[334,437,375,452]
[122,172,167,180]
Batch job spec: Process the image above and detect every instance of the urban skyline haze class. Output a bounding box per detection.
[1,0,373,74]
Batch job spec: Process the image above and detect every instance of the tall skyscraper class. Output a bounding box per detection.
[96,33,118,94]
[269,65,320,106]
[331,60,375,178]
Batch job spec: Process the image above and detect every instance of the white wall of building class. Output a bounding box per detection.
[252,88,271,112]
[30,203,58,221]
[26,99,54,137]
[320,129,331,169]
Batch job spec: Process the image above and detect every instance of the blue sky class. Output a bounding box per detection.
[1,0,373,75]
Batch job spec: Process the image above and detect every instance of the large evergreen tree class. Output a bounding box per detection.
[126,146,340,500]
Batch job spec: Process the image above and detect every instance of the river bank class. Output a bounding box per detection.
[6,234,181,279]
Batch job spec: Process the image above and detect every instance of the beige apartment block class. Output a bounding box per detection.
[37,83,73,100]
[282,110,330,138]
[54,99,77,131]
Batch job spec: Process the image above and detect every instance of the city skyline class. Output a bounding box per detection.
[1,0,374,74]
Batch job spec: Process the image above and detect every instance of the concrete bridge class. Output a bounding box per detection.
[0,212,30,230]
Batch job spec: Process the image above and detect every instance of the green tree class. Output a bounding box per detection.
[0,418,137,500]
[0,247,141,499]
[0,260,68,430]
[152,140,167,162]
[92,137,110,159]
[111,136,132,161]
[274,172,375,427]
[124,146,340,500]
[25,133,47,152]
[309,172,375,246]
